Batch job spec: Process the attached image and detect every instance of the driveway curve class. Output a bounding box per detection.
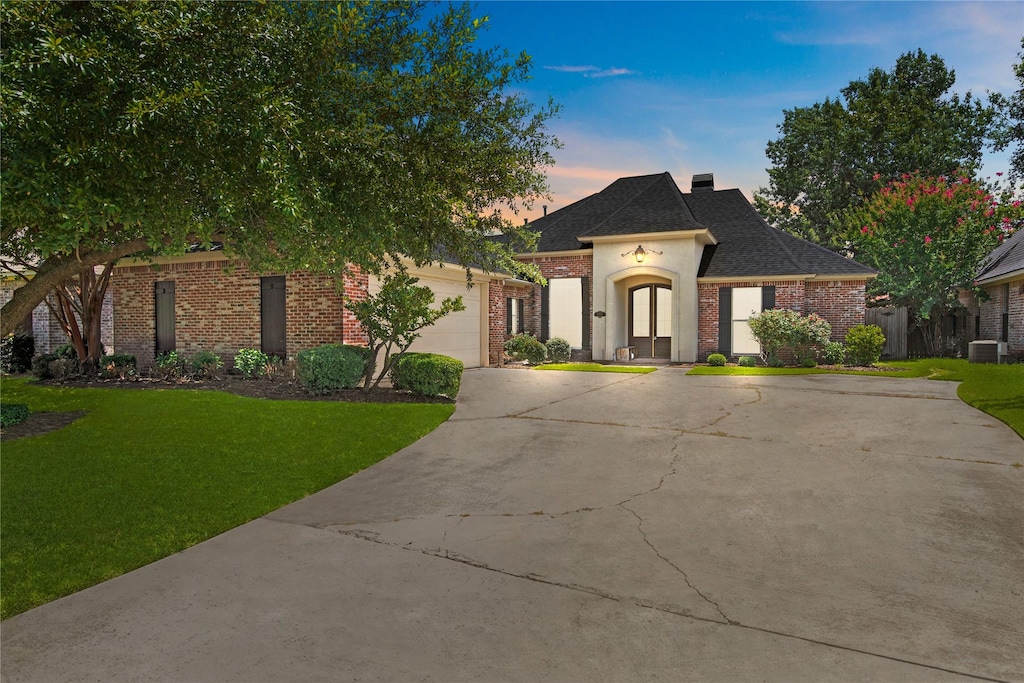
[2,368,1022,682]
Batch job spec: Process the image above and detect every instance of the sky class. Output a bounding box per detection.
[467,0,1023,218]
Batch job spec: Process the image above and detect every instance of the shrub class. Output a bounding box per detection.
[707,353,727,366]
[0,403,30,428]
[545,337,572,363]
[391,352,464,397]
[820,341,846,365]
[738,355,757,367]
[234,348,270,379]
[99,354,137,380]
[190,350,224,379]
[748,308,831,366]
[296,344,365,394]
[154,351,185,379]
[800,357,817,368]
[845,325,886,366]
[1,333,35,374]
[30,353,57,379]
[54,343,76,359]
[504,332,538,359]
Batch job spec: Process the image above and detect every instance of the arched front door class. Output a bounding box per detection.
[628,284,671,359]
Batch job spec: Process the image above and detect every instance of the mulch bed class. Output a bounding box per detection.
[1,374,453,442]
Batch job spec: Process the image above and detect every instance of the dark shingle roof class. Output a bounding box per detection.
[977,230,1024,284]
[683,189,875,278]
[520,171,874,278]
[525,173,704,251]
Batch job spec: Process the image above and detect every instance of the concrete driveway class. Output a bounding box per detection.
[2,368,1022,682]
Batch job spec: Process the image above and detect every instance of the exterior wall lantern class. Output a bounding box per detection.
[621,244,662,264]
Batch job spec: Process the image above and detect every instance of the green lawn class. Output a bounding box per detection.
[534,362,657,374]
[688,359,1024,438]
[0,378,453,619]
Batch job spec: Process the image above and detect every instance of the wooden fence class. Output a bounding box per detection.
[866,307,908,359]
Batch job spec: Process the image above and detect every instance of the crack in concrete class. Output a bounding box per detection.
[617,502,732,624]
[506,372,648,419]
[328,524,1009,683]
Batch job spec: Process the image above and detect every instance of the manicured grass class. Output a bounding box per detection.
[688,359,1024,438]
[534,362,657,374]
[0,378,453,619]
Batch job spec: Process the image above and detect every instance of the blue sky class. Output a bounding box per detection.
[469,1,1023,216]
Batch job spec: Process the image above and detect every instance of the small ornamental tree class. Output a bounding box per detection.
[842,172,1023,356]
[346,271,466,390]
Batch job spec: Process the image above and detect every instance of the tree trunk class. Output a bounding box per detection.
[0,238,149,337]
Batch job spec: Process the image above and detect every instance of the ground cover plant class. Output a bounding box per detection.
[0,377,453,619]
[534,363,657,374]
[688,359,1024,438]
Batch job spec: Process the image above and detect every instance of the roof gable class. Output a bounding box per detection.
[977,230,1024,284]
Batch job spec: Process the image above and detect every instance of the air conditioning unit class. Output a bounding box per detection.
[968,340,1005,364]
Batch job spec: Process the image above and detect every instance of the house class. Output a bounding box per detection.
[506,172,875,362]
[108,171,875,370]
[959,228,1024,357]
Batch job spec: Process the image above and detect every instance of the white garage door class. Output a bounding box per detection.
[367,273,483,368]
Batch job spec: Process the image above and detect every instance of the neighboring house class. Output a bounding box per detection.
[959,229,1024,356]
[507,172,875,362]
[109,171,876,370]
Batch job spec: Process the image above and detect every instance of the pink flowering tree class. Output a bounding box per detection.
[842,171,1023,356]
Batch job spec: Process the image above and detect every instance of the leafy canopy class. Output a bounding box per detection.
[841,172,1023,354]
[755,50,999,250]
[0,1,557,334]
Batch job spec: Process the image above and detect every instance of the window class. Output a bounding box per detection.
[731,287,762,355]
[506,297,524,335]
[1002,283,1010,343]
[548,278,584,347]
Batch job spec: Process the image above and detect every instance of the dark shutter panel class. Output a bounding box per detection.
[261,276,287,358]
[155,281,176,355]
[540,286,550,342]
[505,298,513,335]
[762,286,776,311]
[718,287,732,355]
[581,276,591,348]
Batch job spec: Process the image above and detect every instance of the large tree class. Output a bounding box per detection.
[841,172,1023,356]
[755,50,999,249]
[0,1,557,337]
[992,38,1024,183]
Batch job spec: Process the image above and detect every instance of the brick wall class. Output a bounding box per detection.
[1,280,112,354]
[518,253,594,359]
[977,278,1024,355]
[342,268,369,345]
[804,280,869,341]
[113,259,350,369]
[697,279,867,360]
[487,281,506,366]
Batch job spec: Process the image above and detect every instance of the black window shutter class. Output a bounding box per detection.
[506,298,513,335]
[581,276,591,348]
[762,286,776,311]
[260,276,287,358]
[155,281,176,355]
[718,287,732,355]
[540,286,550,342]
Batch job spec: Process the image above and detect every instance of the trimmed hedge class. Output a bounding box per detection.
[296,344,366,394]
[545,337,571,364]
[1,403,30,428]
[707,353,727,366]
[391,352,463,398]
[738,355,757,367]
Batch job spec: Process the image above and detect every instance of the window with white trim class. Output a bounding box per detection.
[731,287,762,355]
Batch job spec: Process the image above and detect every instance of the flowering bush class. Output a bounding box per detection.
[747,309,831,366]
[843,172,1023,356]
[545,337,571,363]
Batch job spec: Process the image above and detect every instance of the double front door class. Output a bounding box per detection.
[628,284,671,359]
